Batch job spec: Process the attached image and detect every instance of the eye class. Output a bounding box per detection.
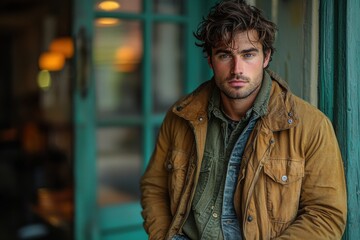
[243,53,254,58]
[219,53,231,59]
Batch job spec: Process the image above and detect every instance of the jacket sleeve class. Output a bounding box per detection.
[140,112,174,240]
[276,117,347,239]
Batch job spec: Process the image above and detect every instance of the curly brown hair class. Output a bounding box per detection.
[194,0,277,59]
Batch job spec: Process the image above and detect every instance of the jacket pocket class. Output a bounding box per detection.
[166,150,190,215]
[264,158,304,224]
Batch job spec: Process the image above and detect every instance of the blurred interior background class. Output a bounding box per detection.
[0,0,73,239]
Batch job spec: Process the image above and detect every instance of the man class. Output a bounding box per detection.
[140,0,347,239]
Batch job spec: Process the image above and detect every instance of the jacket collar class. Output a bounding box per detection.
[172,80,214,123]
[263,69,299,131]
[172,70,298,131]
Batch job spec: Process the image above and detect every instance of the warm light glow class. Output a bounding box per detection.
[49,37,74,58]
[98,0,121,11]
[95,18,120,27]
[39,51,65,71]
[37,70,52,89]
[115,46,140,72]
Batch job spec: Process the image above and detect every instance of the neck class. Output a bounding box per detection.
[220,89,259,121]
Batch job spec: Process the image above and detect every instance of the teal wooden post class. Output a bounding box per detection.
[338,0,360,238]
[319,0,335,122]
[142,0,153,170]
[72,0,99,239]
[319,0,360,238]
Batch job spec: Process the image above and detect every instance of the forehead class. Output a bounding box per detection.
[214,29,262,51]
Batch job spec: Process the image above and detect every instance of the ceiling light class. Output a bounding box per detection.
[98,0,121,11]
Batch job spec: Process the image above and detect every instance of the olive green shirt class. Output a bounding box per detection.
[182,73,272,239]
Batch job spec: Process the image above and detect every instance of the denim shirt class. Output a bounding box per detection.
[221,113,258,240]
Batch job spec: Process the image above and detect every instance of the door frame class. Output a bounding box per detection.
[319,0,360,238]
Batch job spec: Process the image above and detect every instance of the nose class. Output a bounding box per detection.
[231,56,243,75]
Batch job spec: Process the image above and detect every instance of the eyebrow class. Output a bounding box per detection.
[214,47,259,55]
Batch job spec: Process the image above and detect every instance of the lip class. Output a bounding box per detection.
[228,80,247,87]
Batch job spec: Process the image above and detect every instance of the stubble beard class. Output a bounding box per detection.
[217,73,263,100]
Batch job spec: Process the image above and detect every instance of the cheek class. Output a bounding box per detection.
[212,62,229,75]
[213,68,227,78]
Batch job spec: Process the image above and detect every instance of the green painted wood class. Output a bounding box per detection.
[142,0,153,170]
[97,114,165,127]
[102,228,147,240]
[319,0,360,238]
[319,0,335,121]
[203,0,219,81]
[300,0,318,106]
[185,0,203,92]
[95,11,188,22]
[99,202,143,231]
[73,0,99,239]
[94,11,145,20]
[336,0,360,238]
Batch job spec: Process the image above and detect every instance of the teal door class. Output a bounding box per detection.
[73,0,205,239]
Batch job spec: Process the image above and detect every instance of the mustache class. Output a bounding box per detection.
[227,74,250,81]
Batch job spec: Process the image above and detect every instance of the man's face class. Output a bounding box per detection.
[208,30,270,100]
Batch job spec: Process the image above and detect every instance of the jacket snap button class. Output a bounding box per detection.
[212,213,218,218]
[288,118,293,124]
[167,163,173,170]
[281,175,288,182]
[247,215,253,222]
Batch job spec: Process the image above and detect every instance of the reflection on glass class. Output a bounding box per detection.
[94,0,142,13]
[153,0,185,15]
[94,20,143,119]
[95,18,121,27]
[152,23,184,113]
[97,127,142,206]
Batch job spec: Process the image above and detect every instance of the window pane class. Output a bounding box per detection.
[153,0,185,15]
[94,0,142,13]
[152,23,184,113]
[93,20,143,119]
[97,127,142,206]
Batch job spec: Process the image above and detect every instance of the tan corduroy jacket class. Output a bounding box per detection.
[140,70,347,240]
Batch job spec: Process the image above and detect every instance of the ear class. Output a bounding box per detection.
[207,56,213,69]
[263,50,271,68]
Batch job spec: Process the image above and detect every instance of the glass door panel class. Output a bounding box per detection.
[97,127,142,206]
[94,20,143,119]
[152,23,184,113]
[153,0,185,15]
[73,0,204,238]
